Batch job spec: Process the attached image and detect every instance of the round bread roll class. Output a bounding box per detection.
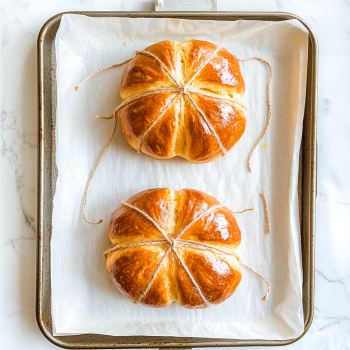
[106,188,242,309]
[118,40,246,163]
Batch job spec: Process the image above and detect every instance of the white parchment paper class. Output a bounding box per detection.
[52,14,308,339]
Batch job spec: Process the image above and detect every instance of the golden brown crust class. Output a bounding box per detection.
[140,255,173,308]
[181,40,218,82]
[188,93,246,156]
[175,189,220,232]
[109,188,175,244]
[106,246,165,302]
[120,41,179,100]
[180,207,242,250]
[141,99,180,159]
[109,205,162,245]
[172,251,207,309]
[118,92,178,151]
[179,248,241,304]
[189,47,245,99]
[118,40,246,163]
[144,41,182,81]
[183,95,223,163]
[106,188,242,308]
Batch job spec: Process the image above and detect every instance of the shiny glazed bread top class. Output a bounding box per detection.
[106,188,242,309]
[118,40,246,163]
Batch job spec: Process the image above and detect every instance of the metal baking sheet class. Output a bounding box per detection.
[37,11,317,349]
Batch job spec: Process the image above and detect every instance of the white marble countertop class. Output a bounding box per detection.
[1,0,350,349]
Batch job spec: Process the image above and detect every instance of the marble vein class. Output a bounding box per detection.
[314,307,350,332]
[1,110,37,236]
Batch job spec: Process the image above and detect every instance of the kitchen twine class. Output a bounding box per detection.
[75,48,273,226]
[261,192,271,234]
[104,201,270,304]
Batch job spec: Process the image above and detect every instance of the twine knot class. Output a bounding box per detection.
[178,84,187,94]
[169,237,177,249]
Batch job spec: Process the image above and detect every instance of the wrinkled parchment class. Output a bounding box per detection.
[52,15,308,339]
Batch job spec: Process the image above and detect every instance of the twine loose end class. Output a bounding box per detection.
[239,56,272,173]
[262,294,269,302]
[237,255,271,303]
[261,279,271,302]
[83,217,103,225]
[248,162,253,173]
[261,192,271,234]
[82,117,118,226]
[96,114,114,120]
[231,207,254,214]
[75,59,133,92]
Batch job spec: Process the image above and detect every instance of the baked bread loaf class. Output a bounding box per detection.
[105,188,242,309]
[118,40,246,163]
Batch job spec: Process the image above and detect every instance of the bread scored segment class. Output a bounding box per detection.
[106,188,242,309]
[118,40,246,164]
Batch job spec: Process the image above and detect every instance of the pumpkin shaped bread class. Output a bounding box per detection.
[118,40,246,163]
[105,188,242,309]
